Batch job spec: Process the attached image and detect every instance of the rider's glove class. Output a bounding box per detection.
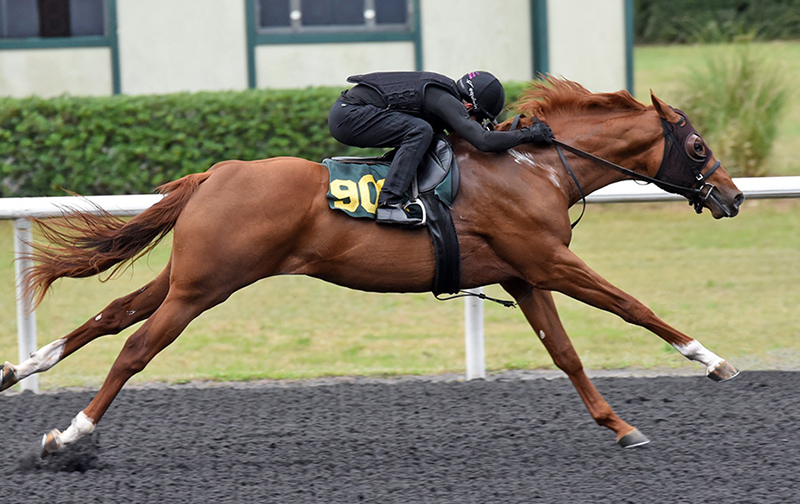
[523,118,555,145]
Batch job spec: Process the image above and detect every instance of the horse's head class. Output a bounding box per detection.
[508,78,744,219]
[650,92,744,218]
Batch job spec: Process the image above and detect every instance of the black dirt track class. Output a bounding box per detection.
[2,370,798,503]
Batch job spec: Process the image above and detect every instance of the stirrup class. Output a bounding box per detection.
[405,199,427,226]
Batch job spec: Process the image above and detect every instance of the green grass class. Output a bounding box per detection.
[2,199,799,389]
[635,40,800,176]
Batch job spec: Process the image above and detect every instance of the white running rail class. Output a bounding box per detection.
[3,177,800,390]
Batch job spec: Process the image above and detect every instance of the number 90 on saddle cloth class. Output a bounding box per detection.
[324,133,460,219]
[323,133,462,295]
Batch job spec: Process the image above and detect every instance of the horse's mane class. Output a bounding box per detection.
[499,76,647,128]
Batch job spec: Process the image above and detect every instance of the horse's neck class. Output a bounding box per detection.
[547,111,663,199]
[451,110,662,208]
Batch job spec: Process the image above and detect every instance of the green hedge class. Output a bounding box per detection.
[0,84,529,198]
[635,0,800,43]
[0,88,369,197]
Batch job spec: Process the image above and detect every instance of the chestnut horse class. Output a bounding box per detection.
[2,78,744,455]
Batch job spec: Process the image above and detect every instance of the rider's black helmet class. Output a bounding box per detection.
[456,71,505,121]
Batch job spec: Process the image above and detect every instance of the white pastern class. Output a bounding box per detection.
[672,340,724,375]
[508,148,562,189]
[14,338,67,379]
[46,411,96,453]
[61,411,96,445]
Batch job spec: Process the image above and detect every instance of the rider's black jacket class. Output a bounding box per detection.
[340,71,530,152]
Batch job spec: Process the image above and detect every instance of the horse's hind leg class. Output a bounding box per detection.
[502,279,650,448]
[1,266,171,392]
[41,284,222,455]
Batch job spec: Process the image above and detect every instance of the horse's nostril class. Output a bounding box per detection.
[734,192,745,208]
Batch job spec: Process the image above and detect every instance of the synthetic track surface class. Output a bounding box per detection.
[2,370,798,503]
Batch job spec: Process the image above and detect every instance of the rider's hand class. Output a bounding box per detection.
[523,118,555,145]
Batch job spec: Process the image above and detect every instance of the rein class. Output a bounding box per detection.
[534,108,723,224]
[554,142,588,229]
[553,137,721,220]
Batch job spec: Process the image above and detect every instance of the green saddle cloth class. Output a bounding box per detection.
[323,157,458,219]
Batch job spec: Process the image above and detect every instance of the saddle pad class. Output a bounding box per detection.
[323,159,457,219]
[324,160,392,219]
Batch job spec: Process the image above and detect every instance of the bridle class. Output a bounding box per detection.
[654,110,721,212]
[512,111,721,228]
[446,110,721,309]
[441,109,721,310]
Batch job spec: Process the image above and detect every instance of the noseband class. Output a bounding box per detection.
[541,109,721,227]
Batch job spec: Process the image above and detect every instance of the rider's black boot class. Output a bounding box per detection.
[375,202,423,227]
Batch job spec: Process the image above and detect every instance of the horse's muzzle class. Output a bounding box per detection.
[708,190,744,218]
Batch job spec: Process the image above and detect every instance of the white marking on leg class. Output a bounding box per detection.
[46,411,96,453]
[539,330,546,340]
[672,340,724,375]
[14,338,67,380]
[61,411,96,445]
[95,313,103,321]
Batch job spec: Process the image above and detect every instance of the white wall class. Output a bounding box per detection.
[116,0,248,94]
[0,0,629,96]
[256,42,416,88]
[547,0,627,92]
[419,0,532,83]
[0,48,112,97]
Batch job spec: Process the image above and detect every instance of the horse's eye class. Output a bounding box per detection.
[685,133,706,161]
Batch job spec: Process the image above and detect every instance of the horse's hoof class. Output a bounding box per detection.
[41,429,64,458]
[708,360,740,382]
[1,362,19,392]
[617,428,651,449]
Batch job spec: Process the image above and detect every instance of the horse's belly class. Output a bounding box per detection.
[294,219,514,294]
[298,223,438,293]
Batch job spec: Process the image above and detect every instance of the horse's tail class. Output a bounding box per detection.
[25,171,213,308]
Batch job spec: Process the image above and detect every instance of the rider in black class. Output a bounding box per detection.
[328,71,555,226]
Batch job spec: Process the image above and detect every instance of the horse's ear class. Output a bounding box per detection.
[650,90,682,123]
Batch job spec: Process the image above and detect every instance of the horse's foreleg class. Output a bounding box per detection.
[1,267,171,393]
[502,280,650,448]
[41,286,212,456]
[536,248,738,381]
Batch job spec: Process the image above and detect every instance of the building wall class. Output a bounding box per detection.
[0,0,631,97]
[419,0,532,83]
[253,0,536,89]
[255,42,416,89]
[117,0,248,94]
[547,0,627,92]
[0,47,113,97]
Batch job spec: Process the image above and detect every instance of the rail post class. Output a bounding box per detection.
[13,218,38,393]
[464,288,486,380]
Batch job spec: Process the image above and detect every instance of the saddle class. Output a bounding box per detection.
[323,134,461,295]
